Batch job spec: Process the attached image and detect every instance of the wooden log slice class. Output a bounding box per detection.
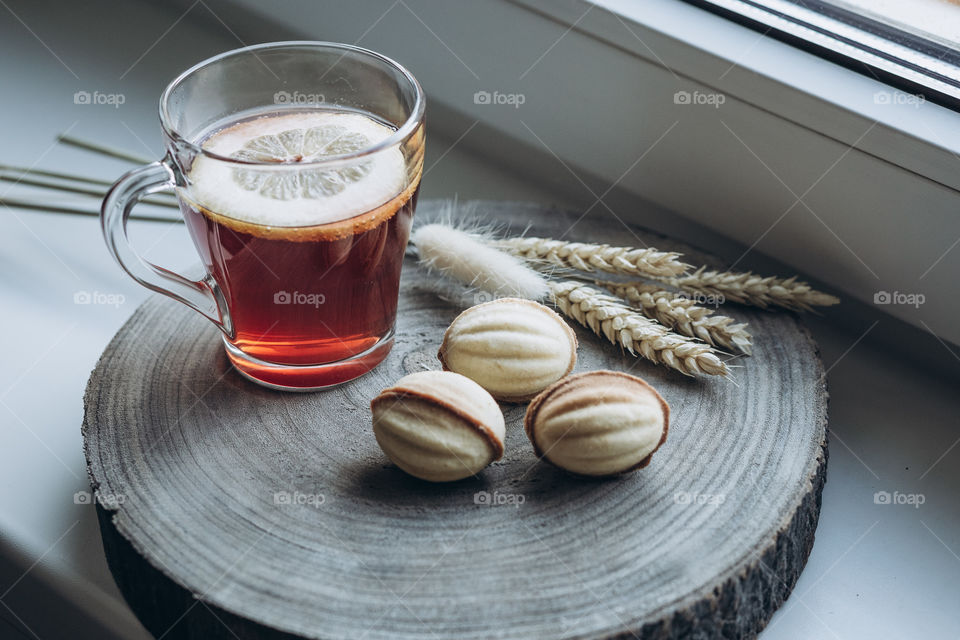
[83,200,829,640]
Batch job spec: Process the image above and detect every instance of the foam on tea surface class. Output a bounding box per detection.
[186,110,411,239]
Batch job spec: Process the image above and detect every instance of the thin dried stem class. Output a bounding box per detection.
[603,281,753,355]
[0,196,181,223]
[495,236,690,278]
[655,267,840,312]
[0,164,113,186]
[0,172,178,208]
[549,280,728,377]
[56,134,152,164]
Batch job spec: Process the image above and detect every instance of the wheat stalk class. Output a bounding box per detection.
[655,267,839,311]
[549,280,728,377]
[495,237,689,278]
[603,282,753,355]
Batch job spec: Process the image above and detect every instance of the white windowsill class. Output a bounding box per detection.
[530,0,960,191]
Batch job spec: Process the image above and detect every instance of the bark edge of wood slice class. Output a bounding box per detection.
[83,199,829,640]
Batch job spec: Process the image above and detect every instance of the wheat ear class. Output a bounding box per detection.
[603,282,753,355]
[495,237,690,278]
[549,281,728,377]
[656,267,839,311]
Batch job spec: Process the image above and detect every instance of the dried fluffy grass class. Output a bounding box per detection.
[413,223,549,301]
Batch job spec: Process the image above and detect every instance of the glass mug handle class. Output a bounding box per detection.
[101,156,234,338]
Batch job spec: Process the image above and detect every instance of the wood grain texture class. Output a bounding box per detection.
[83,200,829,640]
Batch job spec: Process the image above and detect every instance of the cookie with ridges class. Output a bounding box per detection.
[371,371,505,482]
[524,370,669,477]
[439,298,577,402]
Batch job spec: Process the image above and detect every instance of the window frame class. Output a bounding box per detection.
[680,0,960,110]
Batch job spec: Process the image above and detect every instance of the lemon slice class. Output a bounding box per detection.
[231,124,373,199]
[187,111,406,229]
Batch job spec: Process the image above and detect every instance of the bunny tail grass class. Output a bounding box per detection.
[412,223,549,301]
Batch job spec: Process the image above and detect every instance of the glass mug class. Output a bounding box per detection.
[102,42,425,390]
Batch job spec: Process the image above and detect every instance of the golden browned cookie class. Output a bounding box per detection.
[439,297,577,402]
[525,370,669,477]
[371,371,505,482]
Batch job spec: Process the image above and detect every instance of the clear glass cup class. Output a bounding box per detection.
[101,41,425,390]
